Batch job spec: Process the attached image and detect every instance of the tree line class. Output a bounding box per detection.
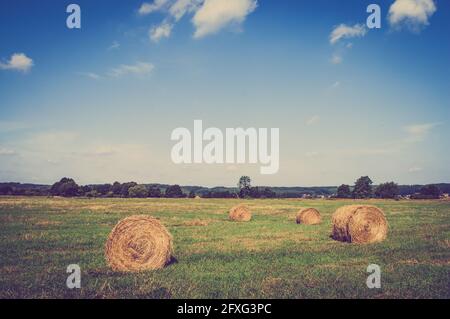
[0,176,444,199]
[336,176,442,199]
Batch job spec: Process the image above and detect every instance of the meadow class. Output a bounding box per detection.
[0,196,449,299]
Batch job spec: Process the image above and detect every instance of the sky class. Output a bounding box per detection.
[0,0,449,187]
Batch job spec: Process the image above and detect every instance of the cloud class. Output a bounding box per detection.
[329,24,367,45]
[331,54,343,65]
[169,0,202,21]
[388,0,436,30]
[0,53,34,72]
[403,122,439,141]
[78,72,102,80]
[306,115,320,126]
[138,0,169,15]
[192,0,258,38]
[0,148,16,156]
[108,62,154,77]
[108,41,120,50]
[409,166,423,173]
[331,81,340,89]
[0,121,29,132]
[150,22,173,42]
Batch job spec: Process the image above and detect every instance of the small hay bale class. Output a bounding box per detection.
[332,205,388,244]
[105,215,173,272]
[296,208,322,225]
[229,204,252,222]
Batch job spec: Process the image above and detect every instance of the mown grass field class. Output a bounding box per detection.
[0,196,449,299]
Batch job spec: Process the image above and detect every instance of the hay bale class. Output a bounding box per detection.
[229,204,252,222]
[105,215,173,272]
[296,208,322,225]
[332,205,388,244]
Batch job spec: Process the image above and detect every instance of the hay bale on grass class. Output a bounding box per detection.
[229,204,252,222]
[332,205,388,244]
[296,208,322,225]
[105,215,173,272]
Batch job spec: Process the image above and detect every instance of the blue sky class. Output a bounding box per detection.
[0,0,449,186]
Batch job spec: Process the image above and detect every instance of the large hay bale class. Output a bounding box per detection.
[332,205,388,244]
[229,204,252,222]
[296,208,322,225]
[105,215,173,272]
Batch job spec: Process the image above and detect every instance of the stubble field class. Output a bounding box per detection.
[0,196,449,299]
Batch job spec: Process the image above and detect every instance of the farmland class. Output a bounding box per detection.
[0,197,449,299]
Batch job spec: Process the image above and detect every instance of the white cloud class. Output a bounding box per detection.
[331,54,343,65]
[192,0,258,38]
[331,81,340,89]
[150,22,173,42]
[403,122,439,142]
[139,0,169,15]
[108,41,120,50]
[0,53,34,72]
[306,115,320,126]
[409,166,423,173]
[329,24,367,45]
[0,121,29,132]
[78,72,101,80]
[388,0,436,29]
[169,0,202,21]
[0,148,16,156]
[108,62,154,77]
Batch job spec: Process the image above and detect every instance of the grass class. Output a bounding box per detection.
[0,196,449,299]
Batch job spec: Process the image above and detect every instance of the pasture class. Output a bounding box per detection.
[0,197,449,298]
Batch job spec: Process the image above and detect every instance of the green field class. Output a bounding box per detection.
[0,196,449,299]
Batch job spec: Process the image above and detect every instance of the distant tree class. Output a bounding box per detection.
[128,185,149,198]
[50,178,80,197]
[261,187,276,198]
[238,176,252,198]
[148,186,162,198]
[352,176,373,199]
[93,184,112,196]
[375,182,399,199]
[0,185,13,195]
[419,184,441,199]
[238,176,251,189]
[165,185,185,198]
[120,182,137,197]
[85,190,100,198]
[111,182,122,196]
[188,190,196,198]
[336,184,352,198]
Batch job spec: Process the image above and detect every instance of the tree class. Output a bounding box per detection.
[120,182,137,197]
[352,176,373,199]
[336,184,351,198]
[188,190,196,198]
[375,182,399,199]
[165,185,185,198]
[238,176,252,198]
[50,178,80,197]
[148,186,162,198]
[238,176,251,189]
[112,182,122,196]
[261,187,276,198]
[419,184,441,199]
[128,185,149,198]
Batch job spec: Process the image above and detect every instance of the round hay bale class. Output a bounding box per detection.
[332,205,388,244]
[229,204,252,222]
[105,215,173,272]
[296,208,322,225]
